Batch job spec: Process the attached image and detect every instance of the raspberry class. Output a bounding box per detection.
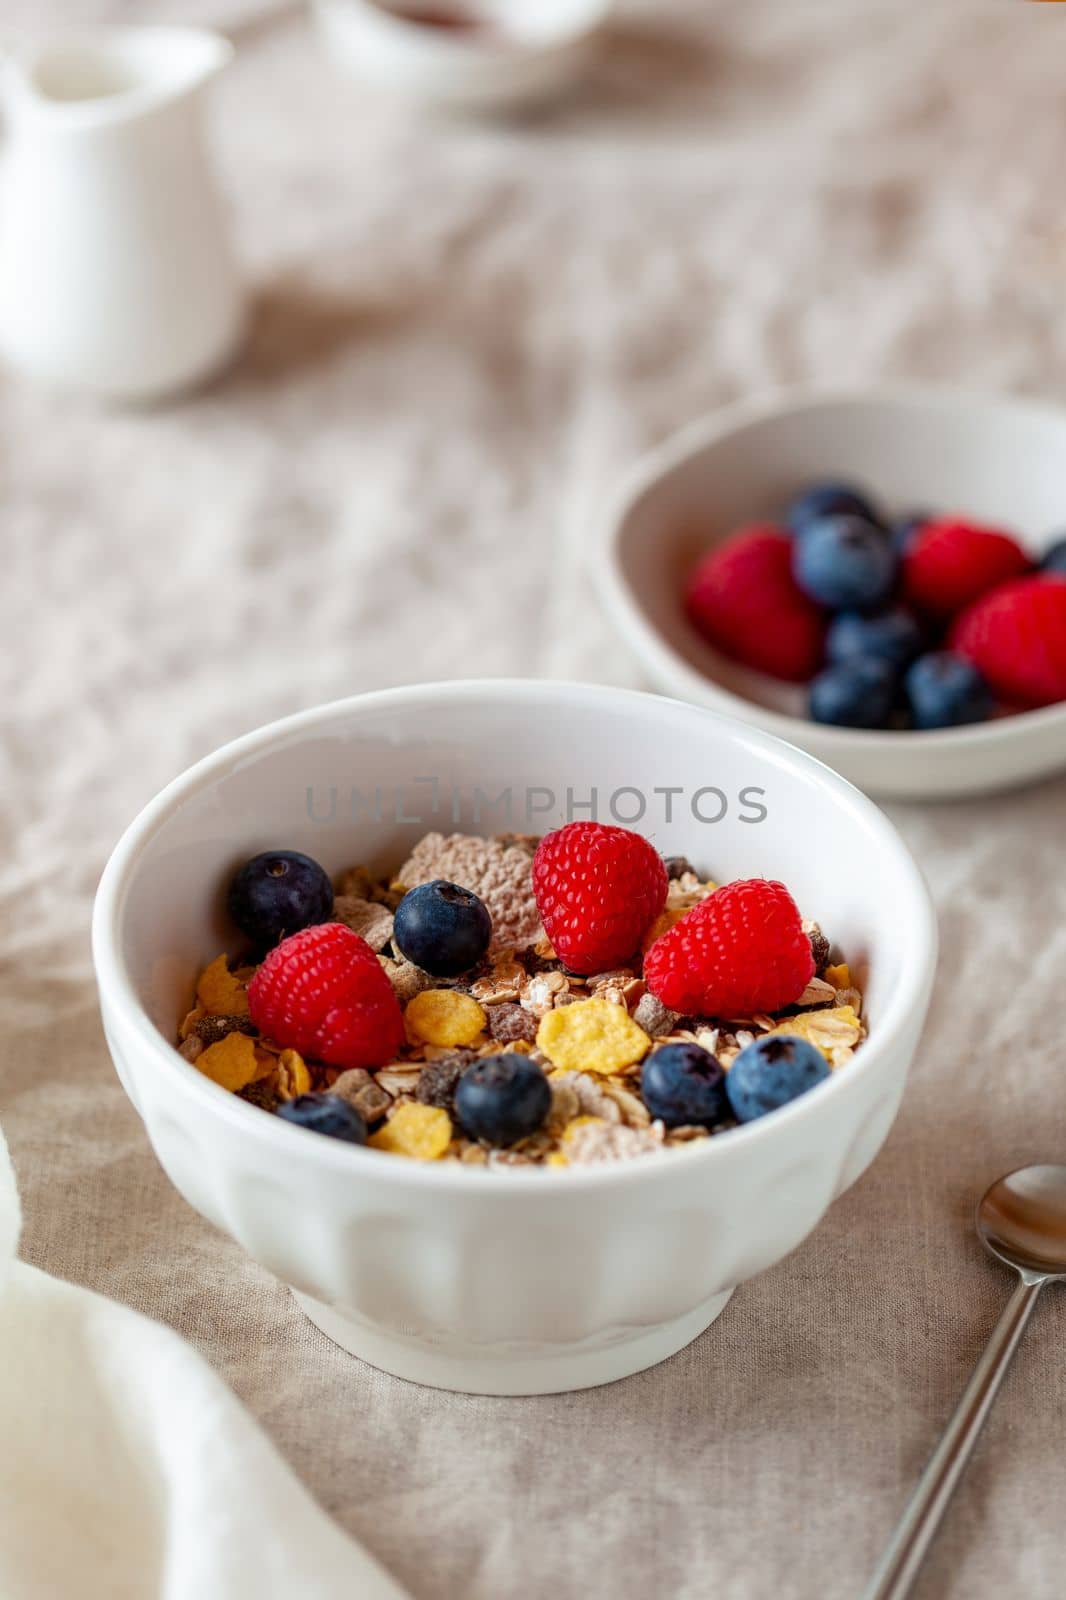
[950,575,1066,708]
[532,822,667,976]
[247,923,405,1070]
[685,525,827,682]
[644,879,814,1017]
[902,517,1031,618]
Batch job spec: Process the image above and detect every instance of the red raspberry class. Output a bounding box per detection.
[685,525,827,682]
[532,822,668,976]
[902,517,1031,618]
[644,879,813,1017]
[950,575,1066,708]
[248,923,405,1070]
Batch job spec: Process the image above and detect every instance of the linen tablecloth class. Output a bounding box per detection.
[4,4,1066,1596]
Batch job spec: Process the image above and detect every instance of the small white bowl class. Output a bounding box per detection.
[92,681,935,1394]
[312,0,610,113]
[596,387,1066,800]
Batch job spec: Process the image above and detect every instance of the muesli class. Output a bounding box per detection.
[176,823,865,1168]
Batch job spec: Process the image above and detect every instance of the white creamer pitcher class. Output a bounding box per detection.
[0,27,245,401]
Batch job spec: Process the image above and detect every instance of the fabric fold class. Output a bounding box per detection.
[0,1124,408,1600]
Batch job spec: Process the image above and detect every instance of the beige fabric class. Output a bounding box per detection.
[4,3,1066,1597]
[0,1136,409,1600]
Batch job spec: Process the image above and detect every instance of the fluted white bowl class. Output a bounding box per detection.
[596,387,1066,799]
[92,681,935,1394]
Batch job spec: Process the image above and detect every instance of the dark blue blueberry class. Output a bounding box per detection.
[641,1043,729,1129]
[1040,537,1066,577]
[825,607,924,671]
[904,651,993,730]
[228,850,333,948]
[809,658,898,729]
[277,1093,367,1143]
[785,481,880,534]
[725,1035,829,1123]
[454,1053,551,1147]
[792,515,898,612]
[892,512,931,557]
[393,879,492,976]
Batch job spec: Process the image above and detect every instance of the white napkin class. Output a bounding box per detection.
[0,1123,408,1600]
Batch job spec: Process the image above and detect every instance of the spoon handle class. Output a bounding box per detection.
[863,1273,1044,1600]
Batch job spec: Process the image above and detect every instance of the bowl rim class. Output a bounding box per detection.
[91,678,937,1193]
[595,382,1066,756]
[311,0,613,57]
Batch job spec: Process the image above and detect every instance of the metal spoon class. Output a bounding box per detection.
[864,1164,1066,1600]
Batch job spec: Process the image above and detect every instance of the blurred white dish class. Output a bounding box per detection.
[0,27,244,402]
[93,680,934,1395]
[595,388,1066,800]
[312,0,610,112]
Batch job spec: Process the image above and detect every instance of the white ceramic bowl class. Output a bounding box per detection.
[596,388,1066,800]
[92,681,935,1395]
[312,0,610,113]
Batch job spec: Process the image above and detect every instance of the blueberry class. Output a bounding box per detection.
[825,607,924,670]
[1040,537,1066,577]
[641,1043,728,1128]
[892,512,931,557]
[454,1053,551,1146]
[393,879,492,976]
[228,850,333,948]
[793,515,898,612]
[277,1093,367,1143]
[786,481,880,534]
[809,658,898,729]
[725,1035,829,1123]
[904,651,993,730]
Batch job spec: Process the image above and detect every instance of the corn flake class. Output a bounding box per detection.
[641,907,687,954]
[824,962,852,991]
[370,1102,452,1160]
[179,1005,205,1040]
[405,989,486,1048]
[537,997,651,1075]
[195,1032,260,1092]
[275,1048,311,1099]
[196,955,251,1017]
[768,1004,863,1061]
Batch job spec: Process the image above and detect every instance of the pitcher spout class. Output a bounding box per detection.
[3,26,233,130]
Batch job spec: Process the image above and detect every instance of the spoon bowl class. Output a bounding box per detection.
[977,1164,1066,1279]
